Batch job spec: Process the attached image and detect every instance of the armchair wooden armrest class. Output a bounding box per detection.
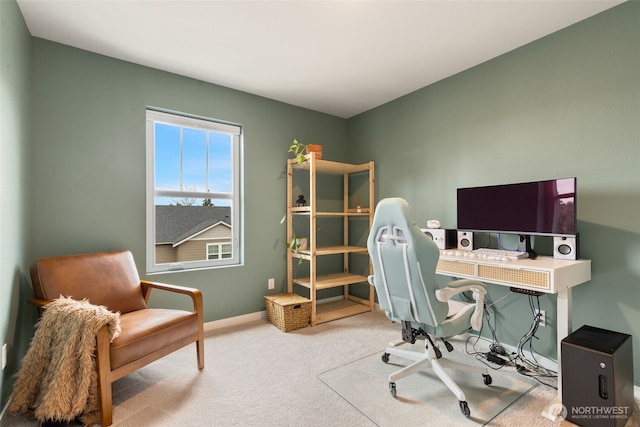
[140,280,204,369]
[140,280,203,308]
[28,297,52,316]
[28,297,51,308]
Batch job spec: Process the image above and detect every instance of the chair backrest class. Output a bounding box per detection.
[367,198,449,328]
[31,250,147,314]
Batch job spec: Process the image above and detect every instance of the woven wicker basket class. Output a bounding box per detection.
[264,293,311,332]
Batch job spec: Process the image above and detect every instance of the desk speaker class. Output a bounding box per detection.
[457,231,473,251]
[554,235,579,260]
[561,325,633,427]
[422,228,457,250]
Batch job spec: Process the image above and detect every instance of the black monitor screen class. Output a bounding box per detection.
[457,177,576,236]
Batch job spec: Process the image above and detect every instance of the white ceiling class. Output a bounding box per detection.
[17,0,624,118]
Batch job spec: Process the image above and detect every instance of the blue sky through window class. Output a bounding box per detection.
[155,122,232,206]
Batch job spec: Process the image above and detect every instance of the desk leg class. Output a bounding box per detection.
[541,287,572,421]
[556,287,572,396]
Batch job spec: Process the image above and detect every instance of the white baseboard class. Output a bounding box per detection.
[203,295,350,332]
[204,310,267,332]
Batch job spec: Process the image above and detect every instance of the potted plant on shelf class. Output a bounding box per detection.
[288,139,323,164]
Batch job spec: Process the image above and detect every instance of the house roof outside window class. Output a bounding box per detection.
[156,205,231,246]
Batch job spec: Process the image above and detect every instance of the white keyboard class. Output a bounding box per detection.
[472,248,529,261]
[441,248,529,261]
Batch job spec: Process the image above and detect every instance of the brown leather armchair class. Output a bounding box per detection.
[29,250,204,426]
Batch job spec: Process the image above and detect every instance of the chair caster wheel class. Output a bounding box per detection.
[459,400,470,418]
[381,352,390,363]
[389,382,397,398]
[483,374,492,385]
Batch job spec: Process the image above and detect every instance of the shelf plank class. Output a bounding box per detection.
[316,299,373,324]
[315,211,370,216]
[300,246,368,256]
[291,209,371,217]
[293,272,369,290]
[291,246,367,259]
[290,157,372,174]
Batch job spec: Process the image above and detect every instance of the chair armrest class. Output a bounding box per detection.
[28,297,51,308]
[435,279,487,331]
[140,280,203,314]
[444,279,487,290]
[28,298,52,316]
[435,280,486,302]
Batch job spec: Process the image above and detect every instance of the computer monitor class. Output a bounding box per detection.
[457,177,577,237]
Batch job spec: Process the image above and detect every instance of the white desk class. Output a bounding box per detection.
[436,251,591,407]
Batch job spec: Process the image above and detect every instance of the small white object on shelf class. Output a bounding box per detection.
[426,219,441,229]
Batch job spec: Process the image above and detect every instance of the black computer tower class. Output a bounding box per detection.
[561,325,633,427]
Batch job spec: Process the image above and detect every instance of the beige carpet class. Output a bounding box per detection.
[318,341,536,426]
[4,310,639,426]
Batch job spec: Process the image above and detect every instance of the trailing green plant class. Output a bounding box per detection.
[281,214,303,264]
[288,139,308,164]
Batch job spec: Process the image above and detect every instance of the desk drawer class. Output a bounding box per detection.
[478,265,550,290]
[437,260,475,277]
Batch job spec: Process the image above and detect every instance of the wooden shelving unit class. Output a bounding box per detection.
[286,154,375,326]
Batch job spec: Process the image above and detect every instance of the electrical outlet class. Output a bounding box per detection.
[268,278,275,290]
[535,309,546,327]
[2,343,7,370]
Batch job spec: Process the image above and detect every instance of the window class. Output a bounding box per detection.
[207,243,232,260]
[146,109,242,273]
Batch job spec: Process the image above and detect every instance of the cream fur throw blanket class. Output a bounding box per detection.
[9,296,121,425]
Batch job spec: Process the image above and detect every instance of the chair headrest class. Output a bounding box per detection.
[370,198,420,244]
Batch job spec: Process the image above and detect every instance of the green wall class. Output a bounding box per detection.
[348,2,639,383]
[2,0,639,413]
[0,0,35,409]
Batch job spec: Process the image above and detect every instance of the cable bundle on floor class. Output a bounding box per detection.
[463,291,558,388]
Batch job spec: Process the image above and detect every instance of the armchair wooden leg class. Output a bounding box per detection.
[196,329,205,370]
[96,326,113,426]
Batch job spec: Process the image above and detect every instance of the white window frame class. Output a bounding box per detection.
[146,109,242,273]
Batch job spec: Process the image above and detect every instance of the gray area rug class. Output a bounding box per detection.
[318,341,537,427]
